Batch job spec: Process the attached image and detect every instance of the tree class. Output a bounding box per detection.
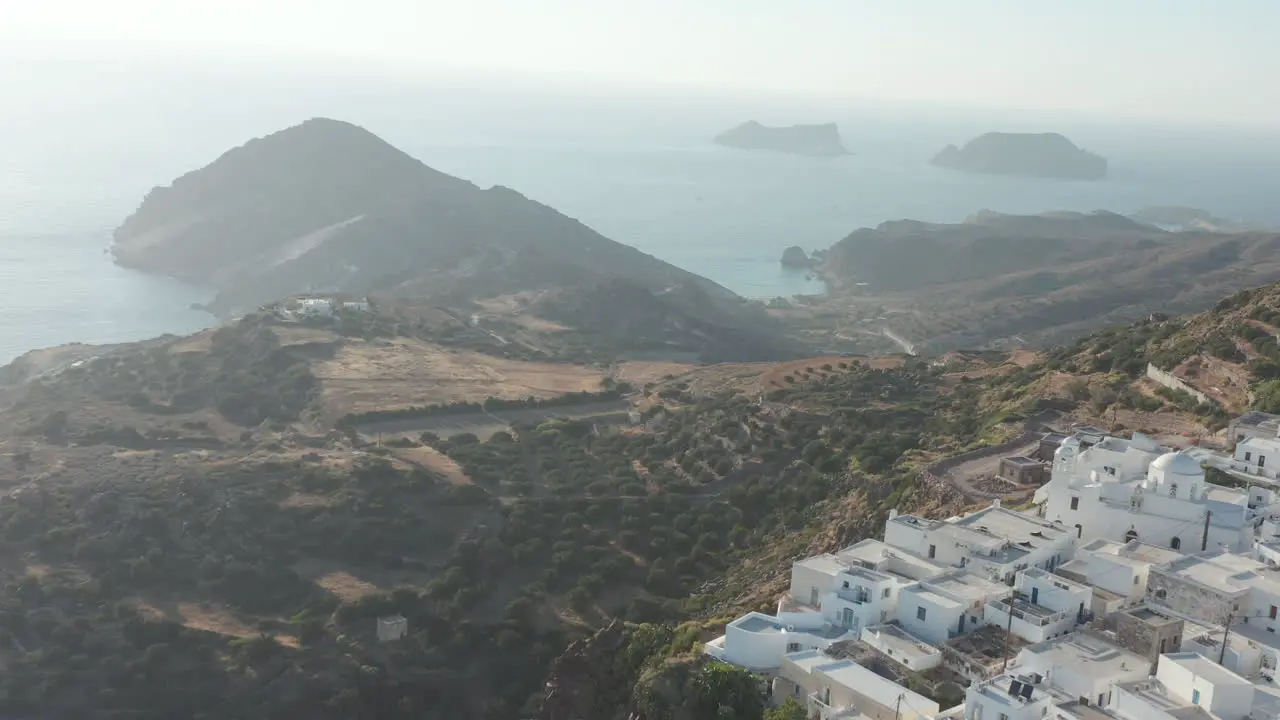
[765,697,808,720]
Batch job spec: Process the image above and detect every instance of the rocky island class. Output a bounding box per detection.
[931,132,1107,180]
[780,245,812,267]
[713,121,849,157]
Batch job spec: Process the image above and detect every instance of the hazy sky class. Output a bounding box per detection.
[4,0,1279,126]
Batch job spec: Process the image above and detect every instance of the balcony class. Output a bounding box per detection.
[835,588,873,605]
[988,598,1068,627]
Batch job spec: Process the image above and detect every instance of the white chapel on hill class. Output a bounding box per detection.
[1039,429,1264,554]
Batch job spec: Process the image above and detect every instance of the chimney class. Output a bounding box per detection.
[889,509,899,521]
[992,499,1002,509]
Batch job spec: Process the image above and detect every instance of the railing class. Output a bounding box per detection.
[836,588,872,604]
[988,599,1067,627]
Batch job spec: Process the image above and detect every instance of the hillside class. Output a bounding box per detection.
[6,264,1280,717]
[0,302,1071,718]
[802,210,1280,353]
[931,132,1107,179]
[111,119,790,363]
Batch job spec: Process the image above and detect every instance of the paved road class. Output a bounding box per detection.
[942,440,1042,500]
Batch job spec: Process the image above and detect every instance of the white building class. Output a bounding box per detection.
[1042,431,1256,553]
[1229,412,1280,449]
[1232,436,1280,481]
[787,654,939,720]
[986,569,1093,643]
[1058,539,1183,610]
[958,672,1065,720]
[1012,632,1149,708]
[1112,653,1256,720]
[786,539,947,636]
[298,297,334,317]
[900,571,1009,645]
[860,624,942,671]
[376,614,407,642]
[885,503,1076,586]
[703,612,855,671]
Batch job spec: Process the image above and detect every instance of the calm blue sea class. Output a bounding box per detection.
[3,66,1280,363]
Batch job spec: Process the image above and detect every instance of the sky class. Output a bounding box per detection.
[3,0,1280,127]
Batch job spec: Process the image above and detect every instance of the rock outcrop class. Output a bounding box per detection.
[780,246,811,267]
[931,132,1107,179]
[713,121,848,157]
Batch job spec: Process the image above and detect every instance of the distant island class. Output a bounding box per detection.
[931,132,1107,180]
[713,121,849,157]
[780,246,811,267]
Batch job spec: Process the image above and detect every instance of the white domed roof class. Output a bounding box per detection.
[1150,451,1204,476]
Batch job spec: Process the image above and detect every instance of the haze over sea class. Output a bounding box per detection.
[3,63,1280,363]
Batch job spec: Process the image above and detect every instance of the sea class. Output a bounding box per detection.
[3,60,1280,364]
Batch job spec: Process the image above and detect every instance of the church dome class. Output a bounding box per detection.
[1150,451,1203,476]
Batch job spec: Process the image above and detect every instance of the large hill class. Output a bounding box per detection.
[799,210,1280,353]
[111,118,792,362]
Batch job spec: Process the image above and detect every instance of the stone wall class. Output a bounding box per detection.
[1112,611,1183,673]
[1147,571,1235,625]
[1146,363,1213,406]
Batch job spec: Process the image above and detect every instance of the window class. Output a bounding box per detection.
[1155,589,1167,600]
[1192,690,1201,705]
[1170,482,1178,497]
[928,544,937,559]
[1247,452,1253,461]
[1262,455,1268,468]
[1133,576,1139,585]
[1125,529,1140,542]
[786,642,801,653]
[883,588,891,598]
[999,713,1010,720]
[917,606,927,621]
[1070,497,1079,510]
[842,581,850,589]
[1171,537,1181,550]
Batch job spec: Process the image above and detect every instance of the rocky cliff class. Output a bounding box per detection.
[713,121,848,157]
[931,132,1107,179]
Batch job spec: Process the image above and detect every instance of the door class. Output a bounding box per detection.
[1031,587,1039,605]
[810,587,819,607]
[841,608,854,629]
[958,614,966,633]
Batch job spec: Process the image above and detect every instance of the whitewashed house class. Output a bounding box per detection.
[1011,632,1148,708]
[985,569,1092,643]
[298,297,334,317]
[899,571,1008,645]
[884,503,1076,586]
[1112,653,1255,720]
[703,612,855,672]
[1232,436,1280,481]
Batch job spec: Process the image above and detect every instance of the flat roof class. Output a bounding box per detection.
[1125,606,1181,625]
[1235,411,1280,429]
[818,660,939,713]
[1004,456,1044,467]
[1118,541,1184,566]
[796,554,848,577]
[862,624,941,660]
[928,573,1007,602]
[1164,652,1252,686]
[951,506,1068,542]
[904,587,962,610]
[783,649,843,673]
[1019,633,1148,681]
